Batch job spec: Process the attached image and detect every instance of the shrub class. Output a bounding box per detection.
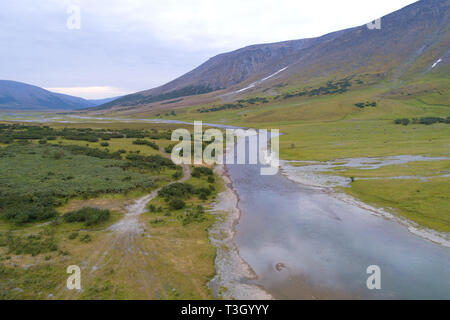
[52,151,64,160]
[61,145,122,160]
[63,207,110,226]
[79,234,92,243]
[124,154,175,171]
[0,199,58,225]
[150,218,164,225]
[195,188,211,200]
[169,199,185,210]
[192,167,213,178]
[158,183,194,200]
[394,118,410,126]
[68,232,78,240]
[100,142,109,147]
[180,205,206,226]
[395,117,450,126]
[172,171,182,179]
[132,139,159,150]
[164,144,174,153]
[354,101,377,108]
[3,232,58,256]
[414,117,449,125]
[0,136,14,144]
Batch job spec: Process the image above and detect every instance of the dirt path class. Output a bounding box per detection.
[108,192,157,234]
[109,162,190,235]
[56,163,191,299]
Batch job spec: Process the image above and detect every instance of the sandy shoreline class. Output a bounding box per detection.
[208,164,273,300]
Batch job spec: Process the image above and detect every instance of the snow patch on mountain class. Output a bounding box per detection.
[431,58,442,68]
[231,67,288,94]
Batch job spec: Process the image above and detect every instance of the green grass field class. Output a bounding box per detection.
[343,177,450,232]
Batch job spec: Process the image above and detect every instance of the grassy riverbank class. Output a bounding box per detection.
[343,177,449,232]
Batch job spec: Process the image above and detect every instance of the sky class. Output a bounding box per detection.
[0,0,418,99]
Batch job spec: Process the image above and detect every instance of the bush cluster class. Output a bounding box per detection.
[123,153,176,171]
[62,207,110,226]
[132,139,159,150]
[354,101,377,108]
[197,97,268,113]
[282,78,352,99]
[0,230,58,256]
[158,182,212,202]
[0,194,58,225]
[394,117,450,126]
[0,124,173,144]
[179,205,206,226]
[0,144,162,224]
[192,166,213,178]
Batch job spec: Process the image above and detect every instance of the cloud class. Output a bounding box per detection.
[0,0,418,98]
[45,86,132,99]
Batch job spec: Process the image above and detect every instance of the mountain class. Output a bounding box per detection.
[0,80,119,111]
[88,96,121,106]
[91,0,449,114]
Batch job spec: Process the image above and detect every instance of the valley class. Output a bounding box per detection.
[70,76,450,235]
[0,0,449,301]
[0,113,448,300]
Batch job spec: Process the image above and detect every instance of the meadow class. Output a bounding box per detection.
[0,122,224,299]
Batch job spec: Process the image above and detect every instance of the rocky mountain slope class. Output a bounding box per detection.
[92,0,449,113]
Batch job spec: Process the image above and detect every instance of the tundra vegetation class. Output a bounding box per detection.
[148,165,221,228]
[0,122,223,300]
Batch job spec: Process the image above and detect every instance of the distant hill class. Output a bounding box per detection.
[0,80,119,111]
[92,0,449,113]
[87,96,121,106]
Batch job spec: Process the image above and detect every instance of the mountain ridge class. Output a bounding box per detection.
[0,80,120,111]
[92,0,449,113]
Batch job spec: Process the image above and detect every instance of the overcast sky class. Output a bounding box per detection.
[0,0,418,99]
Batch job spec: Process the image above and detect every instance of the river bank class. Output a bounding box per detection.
[279,160,450,248]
